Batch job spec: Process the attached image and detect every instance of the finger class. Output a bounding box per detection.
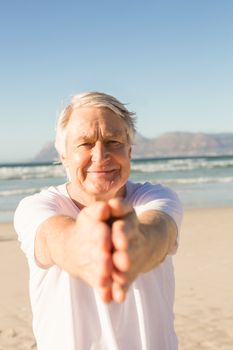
[84,201,111,221]
[112,281,127,303]
[97,273,112,288]
[97,252,113,283]
[95,222,113,252]
[112,220,128,250]
[98,286,113,304]
[112,250,131,272]
[108,198,133,218]
[112,268,128,286]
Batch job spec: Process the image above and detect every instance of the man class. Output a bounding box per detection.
[14,92,183,350]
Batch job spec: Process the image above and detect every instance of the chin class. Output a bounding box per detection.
[86,182,124,199]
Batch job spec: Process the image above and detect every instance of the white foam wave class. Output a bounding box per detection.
[1,157,233,180]
[0,165,66,180]
[154,176,233,185]
[0,187,45,197]
[131,158,233,172]
[1,177,232,197]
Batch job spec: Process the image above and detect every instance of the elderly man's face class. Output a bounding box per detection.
[62,107,131,205]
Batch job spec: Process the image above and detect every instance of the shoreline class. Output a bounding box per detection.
[1,207,233,349]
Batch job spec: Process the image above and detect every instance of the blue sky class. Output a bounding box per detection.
[0,0,233,162]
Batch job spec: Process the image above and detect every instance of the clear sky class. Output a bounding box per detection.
[1,0,233,162]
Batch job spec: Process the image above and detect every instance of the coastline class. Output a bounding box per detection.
[1,207,233,349]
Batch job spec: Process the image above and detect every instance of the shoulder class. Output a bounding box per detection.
[126,180,183,230]
[16,184,67,210]
[126,181,180,205]
[14,184,68,234]
[14,184,72,259]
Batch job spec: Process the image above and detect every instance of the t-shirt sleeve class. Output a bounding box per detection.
[14,190,63,262]
[134,184,183,232]
[128,182,183,254]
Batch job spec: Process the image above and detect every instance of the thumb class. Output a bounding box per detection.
[81,201,111,221]
[108,198,133,218]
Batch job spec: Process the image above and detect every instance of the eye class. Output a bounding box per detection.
[107,140,122,146]
[77,142,93,149]
[106,140,125,150]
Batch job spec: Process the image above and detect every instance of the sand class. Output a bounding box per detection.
[0,224,36,350]
[0,207,233,350]
[174,207,233,350]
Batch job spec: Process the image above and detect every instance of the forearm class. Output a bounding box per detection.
[34,205,113,296]
[35,215,76,270]
[138,210,178,272]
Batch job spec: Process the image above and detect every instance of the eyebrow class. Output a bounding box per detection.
[74,130,126,141]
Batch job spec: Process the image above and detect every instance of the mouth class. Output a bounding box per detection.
[86,169,119,176]
[87,169,115,173]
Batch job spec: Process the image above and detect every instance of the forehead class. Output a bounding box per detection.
[67,107,128,138]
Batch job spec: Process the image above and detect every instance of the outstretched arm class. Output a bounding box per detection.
[35,201,114,303]
[108,198,178,303]
[34,198,178,304]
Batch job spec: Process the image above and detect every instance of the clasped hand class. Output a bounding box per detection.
[72,198,148,303]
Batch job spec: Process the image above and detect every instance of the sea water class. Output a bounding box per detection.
[0,156,233,222]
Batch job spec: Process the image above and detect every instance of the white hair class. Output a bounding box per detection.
[55,91,136,157]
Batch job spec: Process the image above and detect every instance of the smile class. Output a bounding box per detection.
[86,169,118,176]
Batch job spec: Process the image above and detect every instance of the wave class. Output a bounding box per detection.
[1,156,233,181]
[0,165,66,180]
[0,187,45,197]
[1,177,233,198]
[131,158,233,172]
[153,176,233,185]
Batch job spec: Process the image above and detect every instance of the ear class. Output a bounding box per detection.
[60,153,69,167]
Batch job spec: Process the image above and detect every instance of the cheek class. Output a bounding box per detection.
[123,161,131,176]
[67,152,91,179]
[70,150,90,166]
[116,151,131,172]
[113,145,130,158]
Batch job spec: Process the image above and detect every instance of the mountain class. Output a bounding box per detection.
[33,141,59,163]
[33,132,233,162]
[133,132,233,158]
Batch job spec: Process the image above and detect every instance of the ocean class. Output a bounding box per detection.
[1,155,233,222]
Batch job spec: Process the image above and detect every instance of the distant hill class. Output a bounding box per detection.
[34,141,59,163]
[33,132,233,162]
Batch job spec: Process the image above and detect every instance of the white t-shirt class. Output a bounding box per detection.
[14,181,183,350]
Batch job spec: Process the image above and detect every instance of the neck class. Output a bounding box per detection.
[66,183,126,209]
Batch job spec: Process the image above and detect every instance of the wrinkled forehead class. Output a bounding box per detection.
[66,107,129,140]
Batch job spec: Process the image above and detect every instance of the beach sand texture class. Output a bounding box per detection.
[0,224,36,350]
[0,207,233,349]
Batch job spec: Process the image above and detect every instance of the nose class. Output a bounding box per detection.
[91,141,109,162]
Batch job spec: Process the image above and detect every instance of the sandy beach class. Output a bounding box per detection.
[0,223,36,350]
[0,207,233,350]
